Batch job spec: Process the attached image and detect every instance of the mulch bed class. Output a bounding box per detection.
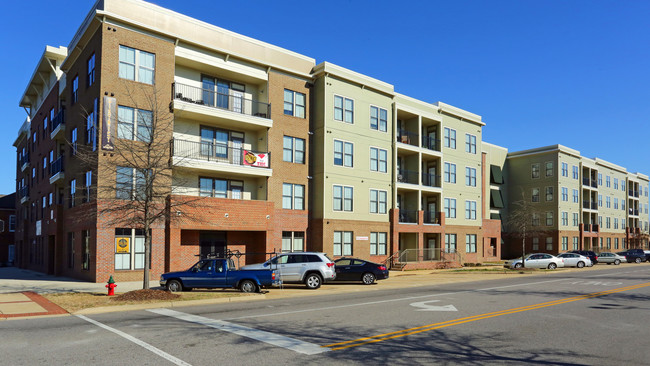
[111,289,181,302]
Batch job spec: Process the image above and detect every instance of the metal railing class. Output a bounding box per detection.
[397,169,418,184]
[423,211,441,224]
[172,138,271,168]
[422,136,441,151]
[591,179,597,188]
[19,153,30,168]
[50,109,65,131]
[629,190,640,198]
[582,177,590,186]
[583,201,597,210]
[397,248,461,263]
[397,129,418,145]
[173,82,271,119]
[398,210,418,223]
[19,186,29,199]
[422,173,441,188]
[50,156,64,177]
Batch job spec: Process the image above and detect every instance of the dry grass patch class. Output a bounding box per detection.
[44,289,249,312]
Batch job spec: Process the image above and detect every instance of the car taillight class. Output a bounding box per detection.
[327,262,335,268]
[272,272,276,280]
[378,265,387,271]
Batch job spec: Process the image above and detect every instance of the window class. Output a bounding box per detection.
[465,200,477,220]
[545,162,553,177]
[614,218,618,229]
[67,232,75,269]
[117,106,152,143]
[115,228,148,270]
[606,175,610,187]
[8,215,16,232]
[200,127,229,159]
[282,183,305,210]
[333,185,353,212]
[334,140,353,167]
[614,198,618,210]
[370,232,387,255]
[72,76,79,104]
[42,156,47,178]
[546,212,553,226]
[445,234,457,253]
[69,179,76,208]
[572,189,579,203]
[561,187,568,201]
[606,237,611,249]
[370,147,387,172]
[532,237,539,250]
[334,95,353,123]
[598,216,602,228]
[561,162,568,177]
[598,194,602,207]
[83,170,92,203]
[370,106,388,132]
[282,231,305,252]
[466,234,477,253]
[199,177,227,198]
[444,128,456,149]
[606,217,611,229]
[86,100,98,150]
[572,166,579,179]
[572,237,579,250]
[82,230,90,271]
[561,212,568,226]
[532,188,539,202]
[573,213,579,226]
[614,178,618,190]
[614,238,619,250]
[545,237,553,250]
[621,220,626,230]
[444,162,456,183]
[531,163,540,179]
[444,198,456,219]
[71,128,78,155]
[87,53,95,87]
[465,167,476,187]
[116,166,148,200]
[370,189,387,214]
[562,237,568,251]
[283,89,306,118]
[119,45,155,84]
[606,196,611,208]
[598,173,602,186]
[545,187,553,201]
[532,213,540,226]
[465,134,476,154]
[283,136,305,164]
[333,231,353,256]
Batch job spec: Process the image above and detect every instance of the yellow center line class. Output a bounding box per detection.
[324,282,650,351]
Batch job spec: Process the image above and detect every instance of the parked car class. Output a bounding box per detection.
[504,253,564,269]
[596,252,626,265]
[241,252,336,289]
[568,250,598,264]
[333,258,389,284]
[160,258,278,293]
[557,253,592,268]
[617,249,648,264]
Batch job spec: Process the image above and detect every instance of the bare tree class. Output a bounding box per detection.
[74,84,204,289]
[503,189,547,268]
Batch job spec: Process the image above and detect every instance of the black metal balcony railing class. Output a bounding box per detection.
[582,201,591,209]
[50,156,64,177]
[629,208,639,216]
[628,190,640,198]
[19,186,29,199]
[591,179,598,188]
[172,138,271,168]
[19,153,30,167]
[582,177,590,186]
[399,210,418,223]
[424,211,441,224]
[397,129,418,145]
[50,109,65,131]
[172,82,271,119]
[592,202,598,210]
[397,169,418,184]
[422,173,441,188]
[421,136,441,151]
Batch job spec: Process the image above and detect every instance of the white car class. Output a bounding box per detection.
[597,252,627,265]
[557,253,592,268]
[504,253,564,269]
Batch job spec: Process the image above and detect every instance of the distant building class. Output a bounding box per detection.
[0,193,16,266]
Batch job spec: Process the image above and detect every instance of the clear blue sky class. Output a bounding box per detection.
[1,0,649,195]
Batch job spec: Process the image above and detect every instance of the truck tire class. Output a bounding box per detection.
[166,280,183,293]
[304,273,322,289]
[239,280,257,293]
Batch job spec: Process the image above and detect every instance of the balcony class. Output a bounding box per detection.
[422,173,441,188]
[172,83,272,129]
[423,211,442,225]
[628,189,640,198]
[582,177,590,186]
[397,169,419,185]
[49,156,65,184]
[421,136,441,152]
[629,208,639,216]
[397,129,418,147]
[50,109,65,140]
[398,210,418,223]
[582,201,598,210]
[591,179,598,188]
[171,138,272,177]
[19,154,30,172]
[19,186,29,205]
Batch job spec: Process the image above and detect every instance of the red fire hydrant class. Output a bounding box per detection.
[106,275,117,296]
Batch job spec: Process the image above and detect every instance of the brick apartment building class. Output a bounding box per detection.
[13,0,649,282]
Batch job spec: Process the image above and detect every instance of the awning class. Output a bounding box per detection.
[490,189,504,208]
[490,165,504,184]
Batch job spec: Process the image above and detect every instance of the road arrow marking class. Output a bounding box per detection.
[410,300,458,312]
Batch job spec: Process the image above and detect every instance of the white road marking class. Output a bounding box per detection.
[149,308,328,355]
[76,315,191,366]
[410,300,458,312]
[568,280,623,286]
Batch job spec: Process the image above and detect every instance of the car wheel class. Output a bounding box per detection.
[577,261,585,268]
[166,279,183,293]
[548,263,557,270]
[305,273,322,289]
[514,263,523,269]
[361,272,376,285]
[634,257,641,264]
[614,259,620,265]
[239,280,257,293]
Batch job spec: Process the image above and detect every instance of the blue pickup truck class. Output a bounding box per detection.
[160,258,278,293]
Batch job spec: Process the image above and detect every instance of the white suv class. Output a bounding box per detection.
[242,252,336,289]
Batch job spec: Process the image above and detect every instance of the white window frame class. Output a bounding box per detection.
[119,45,155,85]
[465,200,477,220]
[333,185,354,212]
[117,105,153,143]
[465,134,476,154]
[370,147,388,173]
[465,234,477,253]
[334,139,354,167]
[283,136,305,164]
[444,128,456,149]
[465,167,476,187]
[444,198,456,219]
[370,105,388,132]
[284,89,306,118]
[370,232,387,255]
[333,231,353,256]
[370,189,387,214]
[444,162,456,183]
[334,95,354,123]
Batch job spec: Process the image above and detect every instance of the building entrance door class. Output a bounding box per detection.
[199,232,226,258]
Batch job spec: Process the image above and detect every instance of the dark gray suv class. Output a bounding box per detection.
[242,252,336,289]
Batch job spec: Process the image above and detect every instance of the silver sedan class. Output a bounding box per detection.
[504,253,564,269]
[597,252,626,265]
[557,253,592,268]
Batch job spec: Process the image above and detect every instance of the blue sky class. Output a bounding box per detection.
[1,0,649,195]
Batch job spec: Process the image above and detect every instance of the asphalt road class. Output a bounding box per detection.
[2,265,649,365]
